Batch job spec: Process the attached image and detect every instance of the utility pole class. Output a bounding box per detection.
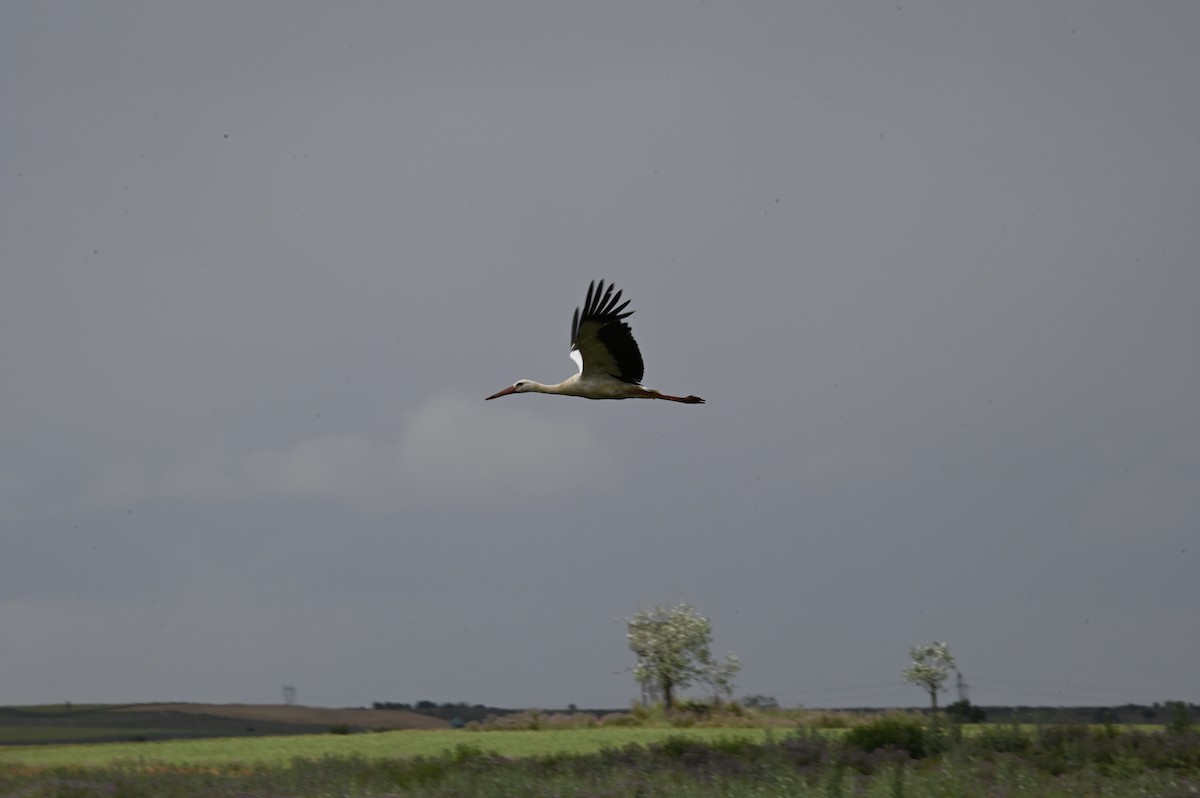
[283,685,297,706]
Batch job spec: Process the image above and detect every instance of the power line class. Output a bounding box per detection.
[969,678,1197,699]
[770,682,906,697]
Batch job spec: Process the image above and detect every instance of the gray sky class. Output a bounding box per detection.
[3,2,1198,711]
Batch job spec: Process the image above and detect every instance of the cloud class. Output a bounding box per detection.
[71,433,382,513]
[69,393,612,514]
[242,392,617,505]
[398,392,614,500]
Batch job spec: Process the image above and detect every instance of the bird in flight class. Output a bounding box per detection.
[485,280,705,404]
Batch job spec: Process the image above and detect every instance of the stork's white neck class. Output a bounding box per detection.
[519,374,582,396]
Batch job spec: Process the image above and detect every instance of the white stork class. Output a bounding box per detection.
[485,280,705,404]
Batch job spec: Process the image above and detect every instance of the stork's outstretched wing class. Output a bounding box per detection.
[570,280,644,384]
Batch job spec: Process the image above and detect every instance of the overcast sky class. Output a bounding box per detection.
[3,3,1198,711]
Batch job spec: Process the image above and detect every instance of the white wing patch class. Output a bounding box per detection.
[569,347,584,375]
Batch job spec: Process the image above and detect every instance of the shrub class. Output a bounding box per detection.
[673,698,713,716]
[599,712,640,727]
[779,728,832,769]
[668,711,696,728]
[1166,701,1193,735]
[842,714,926,759]
[945,699,986,723]
[465,710,601,731]
[974,723,1032,755]
[1031,724,1094,775]
[798,710,855,729]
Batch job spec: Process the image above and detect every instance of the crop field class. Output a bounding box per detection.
[0,702,446,747]
[2,718,1199,797]
[0,726,770,768]
[0,726,163,744]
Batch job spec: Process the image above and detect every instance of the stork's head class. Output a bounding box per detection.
[485,380,534,400]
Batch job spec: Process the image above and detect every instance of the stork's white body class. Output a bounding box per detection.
[503,373,678,401]
[486,281,704,405]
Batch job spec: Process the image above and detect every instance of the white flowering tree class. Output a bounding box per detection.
[902,640,956,716]
[626,603,741,709]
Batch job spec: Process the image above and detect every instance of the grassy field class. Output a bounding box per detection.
[2,704,1195,796]
[0,726,772,768]
[1,721,1198,797]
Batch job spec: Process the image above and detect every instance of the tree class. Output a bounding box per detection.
[902,640,956,716]
[626,603,741,709]
[945,699,986,723]
[742,694,780,711]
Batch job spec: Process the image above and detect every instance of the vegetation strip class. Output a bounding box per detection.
[0,727,771,769]
[1,721,1198,797]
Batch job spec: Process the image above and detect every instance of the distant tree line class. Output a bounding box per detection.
[371,701,520,723]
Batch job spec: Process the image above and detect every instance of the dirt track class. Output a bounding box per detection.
[120,703,448,730]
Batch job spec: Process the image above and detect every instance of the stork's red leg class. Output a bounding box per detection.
[657,393,705,404]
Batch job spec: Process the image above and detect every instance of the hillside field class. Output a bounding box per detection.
[0,702,445,746]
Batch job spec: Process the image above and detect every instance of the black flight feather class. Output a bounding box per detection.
[570,280,644,384]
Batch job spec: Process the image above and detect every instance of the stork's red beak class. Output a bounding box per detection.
[485,385,519,400]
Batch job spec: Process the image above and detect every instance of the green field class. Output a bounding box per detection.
[1,704,1194,797]
[0,726,772,769]
[1,721,1198,798]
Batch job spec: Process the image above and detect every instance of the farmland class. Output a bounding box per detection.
[2,706,1198,797]
[0,702,445,746]
[0,725,772,769]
